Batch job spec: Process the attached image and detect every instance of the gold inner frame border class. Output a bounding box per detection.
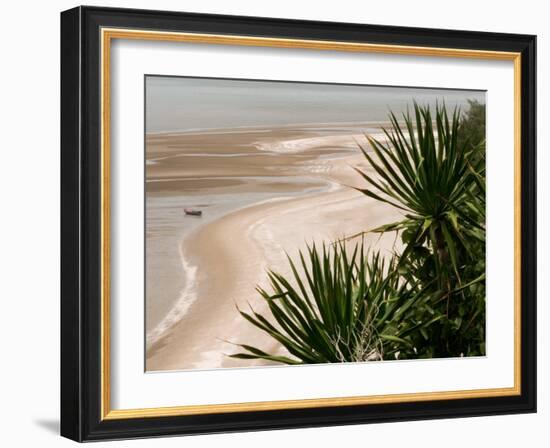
[99,27,522,420]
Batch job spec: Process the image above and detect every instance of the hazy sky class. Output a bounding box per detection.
[146,76,485,133]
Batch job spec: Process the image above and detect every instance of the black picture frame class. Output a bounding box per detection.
[61,5,536,442]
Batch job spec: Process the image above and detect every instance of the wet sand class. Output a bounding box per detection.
[145,123,402,372]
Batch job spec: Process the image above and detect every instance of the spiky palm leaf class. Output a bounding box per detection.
[354,103,485,286]
[230,242,436,364]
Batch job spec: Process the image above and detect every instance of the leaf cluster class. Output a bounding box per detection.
[231,101,486,363]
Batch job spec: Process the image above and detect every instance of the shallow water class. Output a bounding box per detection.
[145,136,345,346]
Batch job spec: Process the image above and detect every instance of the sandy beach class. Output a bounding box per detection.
[145,123,403,372]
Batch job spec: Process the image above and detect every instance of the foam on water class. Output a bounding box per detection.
[252,132,387,154]
[146,243,198,347]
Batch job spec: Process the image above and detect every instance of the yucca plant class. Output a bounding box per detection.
[355,102,486,357]
[354,103,485,290]
[230,101,486,363]
[230,242,439,364]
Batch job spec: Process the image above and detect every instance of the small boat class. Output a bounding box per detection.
[184,208,202,216]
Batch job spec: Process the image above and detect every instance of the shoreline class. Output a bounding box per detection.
[145,120,394,137]
[147,183,406,371]
[145,123,402,371]
[146,175,402,372]
[145,188,333,349]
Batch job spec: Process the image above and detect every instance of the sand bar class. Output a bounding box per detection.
[145,123,402,371]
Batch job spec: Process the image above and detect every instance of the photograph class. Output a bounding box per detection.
[144,76,487,372]
[57,5,538,442]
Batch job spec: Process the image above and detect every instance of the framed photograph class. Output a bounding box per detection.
[60,6,537,442]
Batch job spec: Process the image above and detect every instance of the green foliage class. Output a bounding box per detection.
[354,103,484,283]
[231,100,486,363]
[353,102,486,357]
[458,99,486,157]
[230,242,438,363]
